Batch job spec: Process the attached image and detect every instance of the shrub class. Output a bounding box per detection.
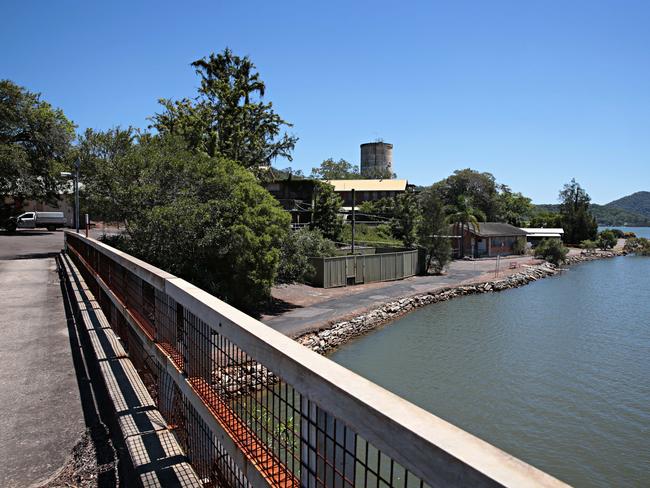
[623,231,637,239]
[624,237,650,256]
[597,230,617,250]
[276,228,336,283]
[580,239,597,253]
[534,238,569,265]
[512,237,527,255]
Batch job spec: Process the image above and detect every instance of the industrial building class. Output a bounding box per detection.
[327,179,409,207]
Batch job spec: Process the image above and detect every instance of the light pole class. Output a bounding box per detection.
[60,158,80,233]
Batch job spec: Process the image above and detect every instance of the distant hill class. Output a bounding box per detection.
[606,191,650,219]
[533,202,650,227]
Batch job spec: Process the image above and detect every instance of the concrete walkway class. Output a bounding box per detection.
[262,256,541,337]
[0,258,85,487]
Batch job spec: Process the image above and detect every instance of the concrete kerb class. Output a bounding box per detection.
[65,232,570,488]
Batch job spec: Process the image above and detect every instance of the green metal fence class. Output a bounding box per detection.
[309,250,423,288]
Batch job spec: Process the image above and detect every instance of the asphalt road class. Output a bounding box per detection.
[263,264,484,337]
[0,229,66,259]
[0,230,88,486]
[262,255,543,338]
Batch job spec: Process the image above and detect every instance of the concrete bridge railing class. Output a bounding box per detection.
[64,231,567,488]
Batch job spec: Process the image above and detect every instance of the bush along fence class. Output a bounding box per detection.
[309,249,426,288]
[64,231,567,488]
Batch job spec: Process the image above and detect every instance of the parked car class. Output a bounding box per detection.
[4,211,66,232]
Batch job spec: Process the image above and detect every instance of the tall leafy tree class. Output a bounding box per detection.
[529,211,564,228]
[310,158,360,180]
[433,169,501,221]
[151,49,297,171]
[77,127,138,222]
[391,191,420,247]
[311,181,343,241]
[558,179,598,244]
[417,188,451,273]
[446,195,486,257]
[82,132,290,311]
[0,80,75,205]
[497,184,533,226]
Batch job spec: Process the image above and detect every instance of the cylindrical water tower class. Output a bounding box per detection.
[360,142,393,177]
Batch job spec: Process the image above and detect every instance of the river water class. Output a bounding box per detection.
[331,228,650,487]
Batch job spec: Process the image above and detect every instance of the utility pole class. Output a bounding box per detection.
[351,188,356,255]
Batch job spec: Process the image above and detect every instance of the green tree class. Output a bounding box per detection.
[391,191,420,247]
[559,179,598,244]
[310,158,360,180]
[597,230,617,250]
[358,198,396,223]
[276,228,336,283]
[446,195,486,258]
[433,169,501,221]
[151,48,297,171]
[311,181,343,241]
[497,185,533,226]
[361,166,395,179]
[417,188,451,273]
[88,134,290,311]
[535,238,569,265]
[77,127,138,222]
[0,80,75,204]
[529,211,564,228]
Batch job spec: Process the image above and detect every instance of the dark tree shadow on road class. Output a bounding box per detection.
[253,296,303,319]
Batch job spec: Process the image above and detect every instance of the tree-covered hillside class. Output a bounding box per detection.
[606,191,650,219]
[533,203,650,226]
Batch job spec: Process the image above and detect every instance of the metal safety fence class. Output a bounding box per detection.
[64,231,565,488]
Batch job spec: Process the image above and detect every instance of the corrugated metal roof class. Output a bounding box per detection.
[520,228,565,235]
[327,179,408,192]
[453,222,528,237]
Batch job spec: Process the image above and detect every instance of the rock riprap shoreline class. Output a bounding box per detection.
[296,250,625,355]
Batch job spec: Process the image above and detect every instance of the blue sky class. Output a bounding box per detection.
[2,0,649,203]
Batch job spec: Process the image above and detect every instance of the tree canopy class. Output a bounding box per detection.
[84,133,289,311]
[0,79,75,202]
[310,158,360,180]
[433,169,500,221]
[497,185,533,227]
[417,188,451,273]
[559,178,598,244]
[151,48,297,172]
[310,181,343,241]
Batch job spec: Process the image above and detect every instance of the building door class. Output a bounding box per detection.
[475,238,487,257]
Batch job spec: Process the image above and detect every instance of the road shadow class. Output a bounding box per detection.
[11,252,61,260]
[253,296,303,319]
[0,230,55,236]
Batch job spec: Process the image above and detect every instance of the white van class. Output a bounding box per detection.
[6,211,66,232]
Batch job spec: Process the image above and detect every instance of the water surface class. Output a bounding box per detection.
[331,255,650,487]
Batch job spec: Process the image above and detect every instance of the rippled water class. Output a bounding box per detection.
[331,251,650,486]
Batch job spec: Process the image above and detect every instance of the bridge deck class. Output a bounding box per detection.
[60,253,203,487]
